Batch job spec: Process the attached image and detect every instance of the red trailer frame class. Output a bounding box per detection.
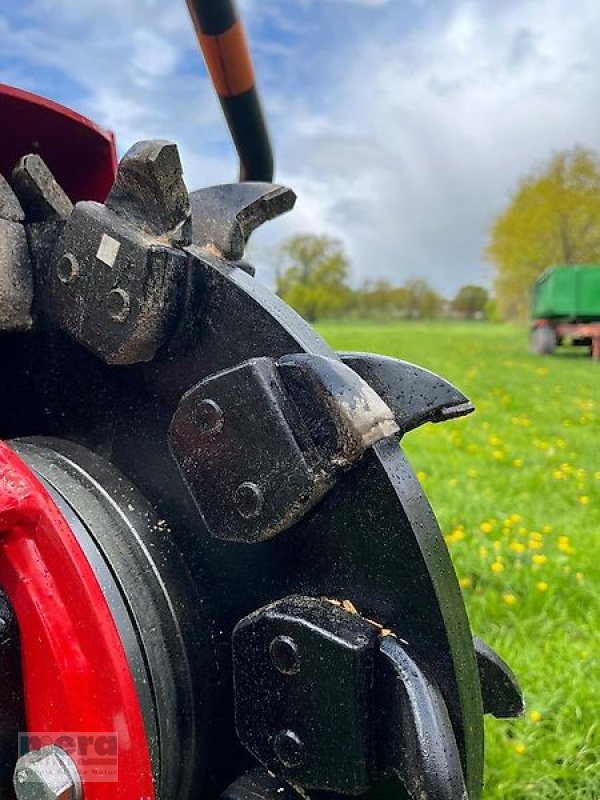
[534,319,600,361]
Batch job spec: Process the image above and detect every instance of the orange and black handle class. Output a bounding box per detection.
[186,0,274,182]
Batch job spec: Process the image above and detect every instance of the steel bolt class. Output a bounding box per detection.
[270,635,300,675]
[56,253,79,285]
[14,746,82,800]
[273,730,304,768]
[106,288,131,323]
[234,481,264,519]
[193,399,224,435]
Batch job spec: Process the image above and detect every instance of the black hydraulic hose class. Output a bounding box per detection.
[186,0,274,182]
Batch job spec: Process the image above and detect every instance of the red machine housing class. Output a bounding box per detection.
[0,84,117,203]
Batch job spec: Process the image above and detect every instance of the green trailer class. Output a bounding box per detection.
[530,265,600,360]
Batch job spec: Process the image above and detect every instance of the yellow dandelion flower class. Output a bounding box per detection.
[536,581,549,592]
[542,524,553,534]
[529,710,542,723]
[515,743,526,755]
[552,470,564,480]
[576,572,585,585]
[416,470,426,482]
[493,450,505,461]
[509,541,526,554]
[579,495,589,506]
[510,514,522,524]
[479,546,489,558]
[595,471,600,480]
[448,478,458,488]
[489,435,501,446]
[513,459,524,468]
[528,539,543,550]
[558,540,575,555]
[493,541,503,553]
[532,554,547,566]
[502,593,517,605]
[459,577,472,589]
[491,561,504,573]
[480,521,493,534]
[530,531,543,542]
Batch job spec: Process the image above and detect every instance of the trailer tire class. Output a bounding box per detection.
[530,325,557,355]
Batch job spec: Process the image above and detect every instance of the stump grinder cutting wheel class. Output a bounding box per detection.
[0,2,523,799]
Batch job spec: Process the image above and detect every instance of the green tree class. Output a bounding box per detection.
[275,235,352,321]
[404,278,443,318]
[486,147,600,318]
[355,280,412,318]
[452,285,489,318]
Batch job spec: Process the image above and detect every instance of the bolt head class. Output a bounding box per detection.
[14,746,81,800]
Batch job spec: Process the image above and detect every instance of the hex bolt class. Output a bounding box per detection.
[14,745,82,800]
[234,481,264,519]
[106,288,131,323]
[56,253,79,285]
[273,730,304,769]
[270,635,300,675]
[193,399,224,435]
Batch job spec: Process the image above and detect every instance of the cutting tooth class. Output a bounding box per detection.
[340,352,474,436]
[189,183,296,260]
[378,636,468,800]
[474,637,524,719]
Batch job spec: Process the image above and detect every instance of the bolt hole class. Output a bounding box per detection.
[273,730,304,768]
[234,482,264,519]
[270,636,300,675]
[106,289,130,323]
[192,399,224,435]
[56,253,79,285]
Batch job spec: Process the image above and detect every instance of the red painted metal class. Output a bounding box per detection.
[555,322,600,362]
[0,442,154,800]
[0,84,117,202]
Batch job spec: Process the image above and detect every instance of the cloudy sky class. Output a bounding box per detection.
[2,0,600,293]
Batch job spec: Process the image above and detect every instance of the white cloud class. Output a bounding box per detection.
[246,0,600,293]
[4,0,600,294]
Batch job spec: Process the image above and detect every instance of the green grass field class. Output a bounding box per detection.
[318,321,599,800]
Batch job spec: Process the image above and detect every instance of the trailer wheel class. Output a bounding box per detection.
[530,325,557,355]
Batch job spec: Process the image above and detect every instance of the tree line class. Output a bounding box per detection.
[275,234,489,322]
[276,146,600,322]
